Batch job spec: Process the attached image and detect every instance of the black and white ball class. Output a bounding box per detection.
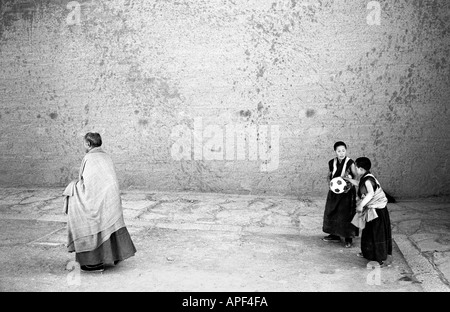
[330,177,351,194]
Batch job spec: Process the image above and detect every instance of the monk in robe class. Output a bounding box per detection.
[63,132,136,272]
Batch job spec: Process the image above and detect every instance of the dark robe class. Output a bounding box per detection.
[322,157,359,238]
[63,147,136,266]
[358,172,392,263]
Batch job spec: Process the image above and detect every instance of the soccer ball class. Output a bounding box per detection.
[330,177,351,194]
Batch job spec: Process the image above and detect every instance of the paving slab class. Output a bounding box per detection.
[0,188,449,292]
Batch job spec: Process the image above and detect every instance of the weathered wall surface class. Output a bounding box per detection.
[0,0,449,198]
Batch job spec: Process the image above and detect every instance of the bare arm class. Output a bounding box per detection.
[344,177,359,187]
[356,180,375,212]
[327,162,332,182]
[343,163,359,186]
[350,163,357,178]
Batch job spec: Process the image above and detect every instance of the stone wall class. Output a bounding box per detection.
[0,0,449,198]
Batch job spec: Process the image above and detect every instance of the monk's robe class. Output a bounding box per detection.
[352,172,392,264]
[63,147,136,266]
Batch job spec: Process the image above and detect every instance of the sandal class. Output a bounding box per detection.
[356,252,364,258]
[345,242,353,248]
[322,235,341,242]
[80,263,104,272]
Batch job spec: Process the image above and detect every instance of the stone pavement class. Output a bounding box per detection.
[388,197,450,291]
[0,187,449,292]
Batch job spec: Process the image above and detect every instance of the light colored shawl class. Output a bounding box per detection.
[63,147,125,253]
[332,156,350,178]
[351,174,388,230]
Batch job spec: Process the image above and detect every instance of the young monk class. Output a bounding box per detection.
[346,157,393,267]
[322,141,359,248]
[63,132,136,272]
